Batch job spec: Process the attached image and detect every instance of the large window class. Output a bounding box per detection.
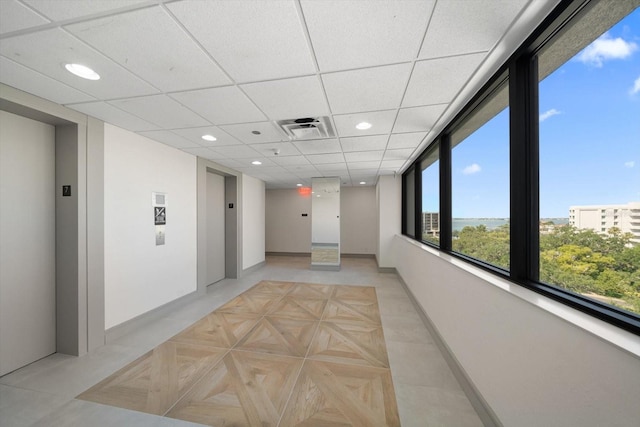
[451,83,510,270]
[401,0,640,334]
[538,3,640,315]
[404,167,415,238]
[421,148,439,245]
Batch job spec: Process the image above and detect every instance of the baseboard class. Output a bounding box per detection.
[241,260,266,277]
[341,253,375,259]
[374,254,397,273]
[396,274,502,427]
[105,290,199,343]
[265,252,310,257]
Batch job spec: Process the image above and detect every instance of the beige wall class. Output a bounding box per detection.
[265,186,376,255]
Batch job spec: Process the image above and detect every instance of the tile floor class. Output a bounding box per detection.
[0,256,483,427]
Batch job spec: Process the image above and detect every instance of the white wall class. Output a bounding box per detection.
[376,175,401,267]
[242,174,265,270]
[265,189,312,253]
[341,186,376,254]
[393,236,640,427]
[104,124,197,329]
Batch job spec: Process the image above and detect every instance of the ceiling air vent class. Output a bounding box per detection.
[276,117,335,140]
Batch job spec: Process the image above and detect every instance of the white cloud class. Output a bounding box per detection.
[630,76,640,95]
[462,163,481,175]
[539,108,561,122]
[577,32,638,67]
[624,161,635,168]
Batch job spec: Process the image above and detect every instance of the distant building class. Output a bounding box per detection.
[422,212,440,237]
[569,202,640,243]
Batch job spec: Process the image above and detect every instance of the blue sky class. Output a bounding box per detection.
[423,8,640,218]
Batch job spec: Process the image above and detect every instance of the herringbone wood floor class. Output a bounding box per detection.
[77,281,400,426]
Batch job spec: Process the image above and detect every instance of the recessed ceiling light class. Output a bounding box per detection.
[65,63,100,80]
[359,181,366,185]
[251,160,262,165]
[201,134,216,142]
[296,183,303,187]
[355,122,372,130]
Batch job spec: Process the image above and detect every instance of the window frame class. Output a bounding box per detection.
[400,0,640,335]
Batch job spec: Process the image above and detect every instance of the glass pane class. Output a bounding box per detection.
[539,4,640,316]
[405,168,415,237]
[421,148,439,245]
[451,83,510,269]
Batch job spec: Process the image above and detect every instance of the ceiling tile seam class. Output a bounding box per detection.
[400,0,532,175]
[0,1,159,40]
[59,26,163,94]
[379,59,424,178]
[159,3,237,86]
[412,0,439,63]
[293,0,348,169]
[0,54,99,103]
[417,49,491,64]
[316,60,415,77]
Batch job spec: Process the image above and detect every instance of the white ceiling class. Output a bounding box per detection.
[0,0,554,188]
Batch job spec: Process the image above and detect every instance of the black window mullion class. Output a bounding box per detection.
[414,163,422,240]
[439,136,452,251]
[509,55,540,283]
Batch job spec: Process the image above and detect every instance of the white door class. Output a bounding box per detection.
[206,172,225,285]
[0,111,56,376]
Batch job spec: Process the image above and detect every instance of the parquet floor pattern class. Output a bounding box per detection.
[77,281,400,426]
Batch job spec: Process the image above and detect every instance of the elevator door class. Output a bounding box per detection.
[206,172,225,285]
[0,111,56,376]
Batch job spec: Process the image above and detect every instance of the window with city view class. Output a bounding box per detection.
[451,82,510,270]
[538,3,640,315]
[421,147,439,245]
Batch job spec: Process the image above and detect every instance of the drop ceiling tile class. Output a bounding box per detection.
[249,142,301,158]
[293,170,322,179]
[344,151,384,163]
[384,148,415,160]
[347,161,380,170]
[306,153,345,164]
[288,164,319,173]
[381,159,406,169]
[394,104,447,133]
[68,101,158,132]
[110,95,209,128]
[322,63,412,114]
[241,76,329,120]
[138,130,200,149]
[212,158,246,169]
[65,7,230,92]
[170,126,241,147]
[1,1,49,35]
[272,155,310,166]
[24,0,150,21]
[419,0,528,59]
[0,28,157,99]
[0,56,95,104]
[209,145,262,159]
[340,135,388,153]
[402,53,485,107]
[219,122,287,144]
[333,110,396,138]
[314,163,347,172]
[387,132,427,149]
[181,147,222,160]
[170,86,266,125]
[167,1,315,82]
[292,139,343,155]
[301,0,435,71]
